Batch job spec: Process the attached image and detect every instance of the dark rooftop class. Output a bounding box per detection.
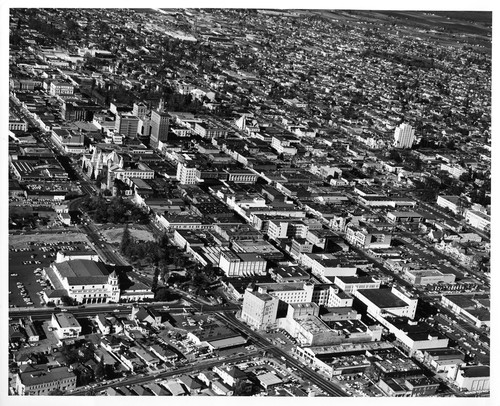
[357,288,407,309]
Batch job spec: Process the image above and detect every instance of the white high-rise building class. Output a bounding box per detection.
[150,110,170,148]
[393,123,415,149]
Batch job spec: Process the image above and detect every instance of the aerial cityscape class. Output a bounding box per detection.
[7,8,491,397]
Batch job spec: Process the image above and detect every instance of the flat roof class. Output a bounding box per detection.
[336,276,376,284]
[443,294,476,309]
[424,348,465,358]
[208,336,247,349]
[19,366,75,387]
[297,316,330,334]
[461,366,489,378]
[53,312,81,329]
[257,372,283,386]
[54,259,108,278]
[357,288,407,309]
[54,259,110,285]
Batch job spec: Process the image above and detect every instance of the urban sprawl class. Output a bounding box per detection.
[8,8,491,397]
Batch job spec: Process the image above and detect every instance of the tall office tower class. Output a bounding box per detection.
[150,110,170,149]
[115,113,139,138]
[132,102,149,119]
[393,123,416,149]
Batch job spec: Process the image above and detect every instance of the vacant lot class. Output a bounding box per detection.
[101,226,156,245]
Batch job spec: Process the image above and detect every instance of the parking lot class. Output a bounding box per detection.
[9,236,93,308]
[262,329,297,348]
[9,245,54,307]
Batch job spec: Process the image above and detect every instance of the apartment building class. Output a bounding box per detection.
[464,209,490,232]
[393,123,415,149]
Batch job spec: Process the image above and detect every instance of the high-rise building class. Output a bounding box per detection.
[241,287,279,330]
[115,113,139,138]
[393,123,416,149]
[150,110,170,149]
[132,102,149,119]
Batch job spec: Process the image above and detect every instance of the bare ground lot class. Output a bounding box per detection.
[100,226,156,245]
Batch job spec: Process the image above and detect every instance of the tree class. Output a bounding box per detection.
[120,224,133,255]
[48,388,65,396]
[233,380,251,395]
[94,360,105,381]
[151,267,160,293]
[61,295,75,306]
[154,287,180,302]
[389,149,403,163]
[459,171,472,183]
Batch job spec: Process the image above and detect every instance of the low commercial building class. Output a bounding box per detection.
[257,371,283,389]
[452,365,490,392]
[386,211,423,224]
[16,365,76,395]
[224,168,258,183]
[187,324,247,351]
[377,376,439,397]
[345,225,392,249]
[270,265,310,283]
[354,287,418,319]
[422,348,466,374]
[441,294,490,327]
[51,129,85,154]
[377,378,411,397]
[334,276,381,294]
[404,376,440,396]
[156,213,207,231]
[9,112,28,131]
[404,269,456,285]
[354,288,448,354]
[49,81,74,96]
[300,253,357,278]
[50,313,82,340]
[173,229,207,250]
[232,239,284,261]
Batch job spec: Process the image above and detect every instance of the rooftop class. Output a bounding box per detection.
[357,288,408,309]
[19,365,75,387]
[53,312,81,329]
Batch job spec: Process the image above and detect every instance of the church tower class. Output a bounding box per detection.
[107,270,120,303]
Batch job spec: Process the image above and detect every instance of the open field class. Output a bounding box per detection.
[100,225,156,245]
